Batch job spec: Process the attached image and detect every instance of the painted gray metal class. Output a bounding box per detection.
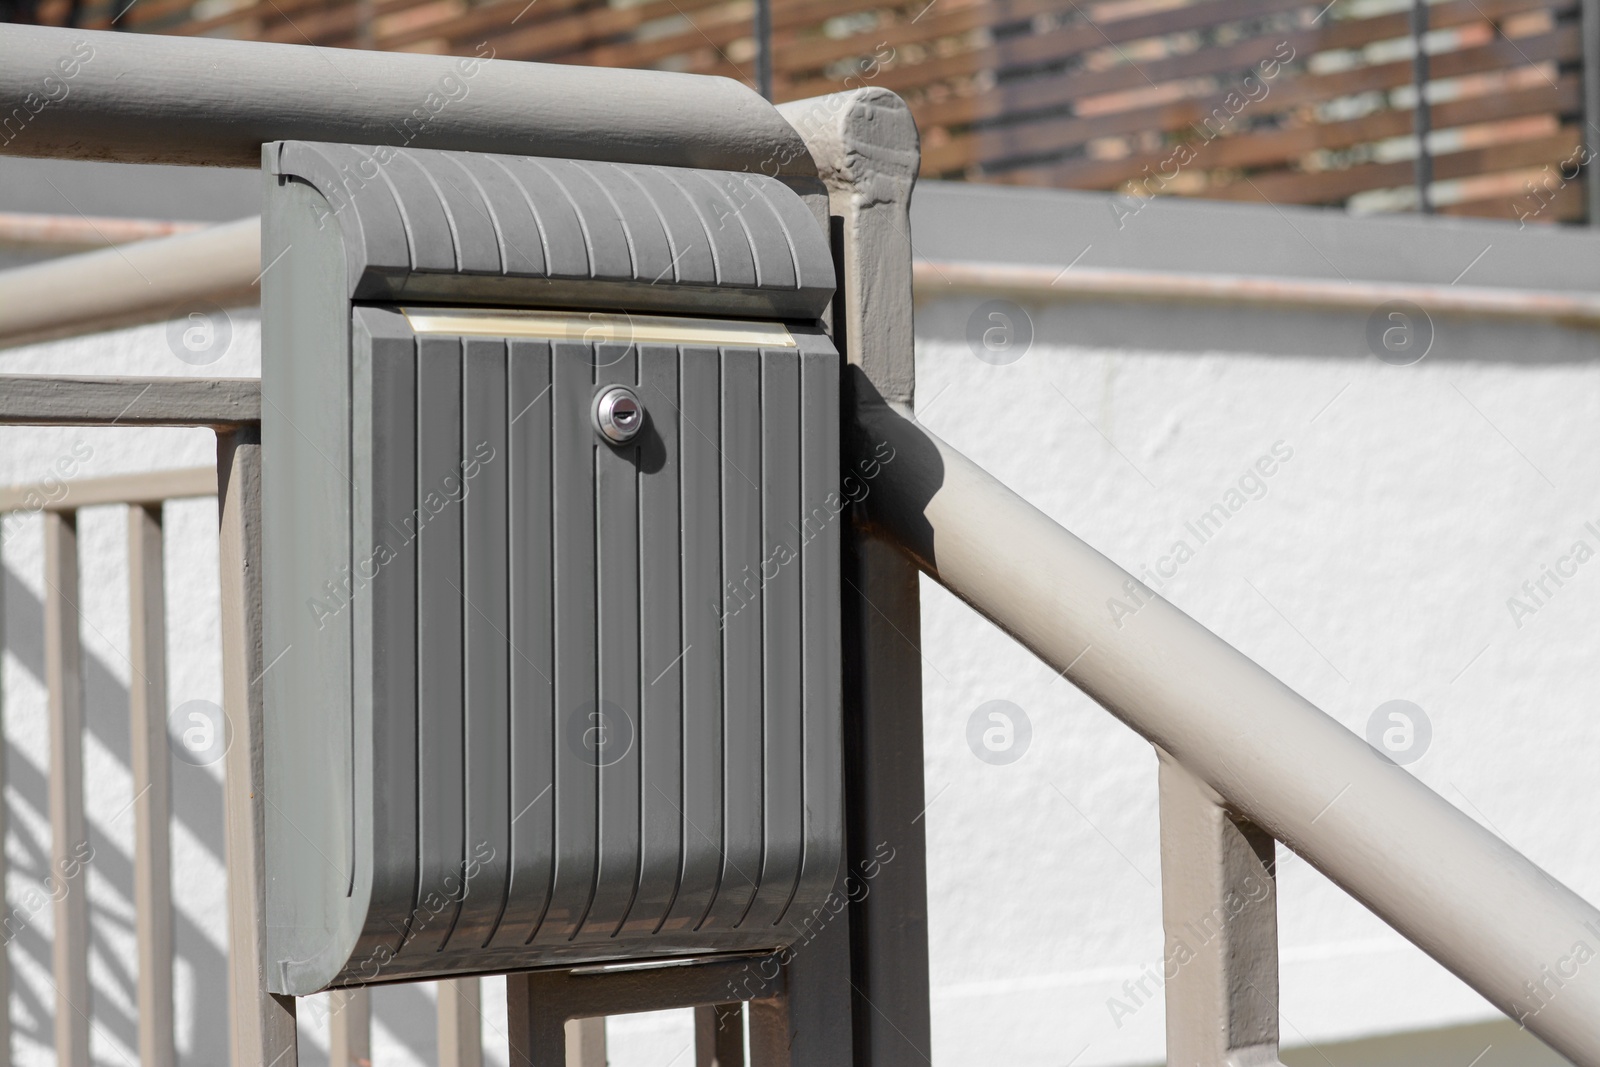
[268,142,832,317]
[44,511,89,1067]
[1159,755,1281,1067]
[219,426,300,1067]
[0,535,9,1061]
[779,87,931,1067]
[130,504,177,1067]
[0,26,815,176]
[0,217,258,349]
[261,143,844,994]
[857,400,1600,1066]
[329,989,371,1067]
[0,376,259,427]
[0,543,8,1067]
[695,1004,744,1066]
[507,954,781,1066]
[437,979,484,1067]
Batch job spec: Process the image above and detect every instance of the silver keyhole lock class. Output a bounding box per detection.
[592,385,645,444]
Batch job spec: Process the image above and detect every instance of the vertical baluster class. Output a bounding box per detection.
[219,429,299,1067]
[0,527,12,1062]
[1158,753,1280,1067]
[694,1004,743,1067]
[129,503,175,1067]
[44,509,90,1065]
[504,974,565,1066]
[437,978,482,1067]
[330,988,371,1067]
[564,1017,605,1067]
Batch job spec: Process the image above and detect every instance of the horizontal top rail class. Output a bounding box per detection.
[855,396,1600,1065]
[0,26,815,175]
[913,260,1600,325]
[13,217,1600,353]
[0,466,216,513]
[0,212,205,251]
[0,376,260,427]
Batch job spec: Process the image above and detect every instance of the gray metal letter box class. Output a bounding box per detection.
[259,141,843,994]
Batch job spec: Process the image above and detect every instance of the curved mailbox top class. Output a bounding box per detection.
[268,141,835,318]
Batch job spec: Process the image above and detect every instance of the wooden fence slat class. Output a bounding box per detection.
[777,40,994,103]
[1205,128,1580,204]
[401,0,730,56]
[1441,174,1588,220]
[1001,77,1579,191]
[916,0,1571,131]
[922,25,1579,175]
[44,509,90,1067]
[130,503,176,1067]
[930,30,1576,176]
[758,0,990,75]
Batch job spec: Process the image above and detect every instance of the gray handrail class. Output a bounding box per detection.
[855,393,1600,1066]
[0,25,812,174]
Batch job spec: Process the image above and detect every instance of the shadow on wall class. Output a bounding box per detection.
[1,563,446,1066]
[3,563,231,1064]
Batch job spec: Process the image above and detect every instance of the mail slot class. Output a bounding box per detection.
[259,141,843,994]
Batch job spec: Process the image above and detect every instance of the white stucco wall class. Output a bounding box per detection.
[911,293,1600,1067]
[3,200,1597,1065]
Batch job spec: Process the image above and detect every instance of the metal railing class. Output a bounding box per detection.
[857,397,1600,1064]
[0,453,622,1066]
[0,464,217,1066]
[784,87,1600,1066]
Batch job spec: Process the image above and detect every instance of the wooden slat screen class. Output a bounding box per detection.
[33,0,1590,222]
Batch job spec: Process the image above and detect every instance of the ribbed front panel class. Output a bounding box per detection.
[356,323,841,976]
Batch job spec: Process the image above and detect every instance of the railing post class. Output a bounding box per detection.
[504,976,560,1065]
[329,988,371,1067]
[778,86,931,1067]
[1158,754,1282,1067]
[44,508,90,1066]
[564,1018,605,1067]
[219,427,299,1067]
[130,502,177,1067]
[695,1004,744,1066]
[437,978,482,1067]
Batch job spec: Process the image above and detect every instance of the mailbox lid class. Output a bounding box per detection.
[266,141,836,319]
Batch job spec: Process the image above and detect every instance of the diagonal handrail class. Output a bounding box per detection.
[853,390,1600,1066]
